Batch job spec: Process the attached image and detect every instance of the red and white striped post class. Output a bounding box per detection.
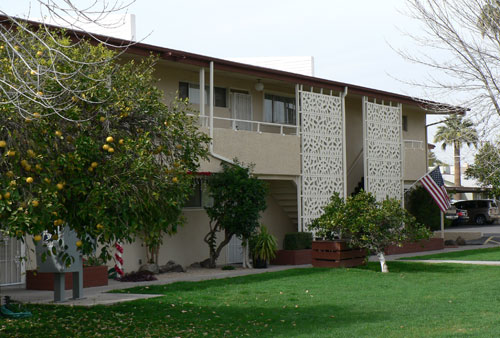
[114,242,124,278]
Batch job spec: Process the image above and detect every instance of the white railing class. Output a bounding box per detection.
[404,139,424,150]
[189,114,299,135]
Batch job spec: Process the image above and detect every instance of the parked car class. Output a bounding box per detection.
[445,205,469,226]
[452,199,500,225]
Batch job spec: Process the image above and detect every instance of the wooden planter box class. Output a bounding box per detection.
[26,265,108,290]
[384,238,444,255]
[271,249,312,265]
[312,241,366,268]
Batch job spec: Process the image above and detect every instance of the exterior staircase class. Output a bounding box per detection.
[269,180,298,226]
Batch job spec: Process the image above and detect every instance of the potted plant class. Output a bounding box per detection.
[271,232,313,265]
[249,225,278,269]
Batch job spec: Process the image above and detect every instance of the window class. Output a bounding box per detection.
[184,179,212,208]
[179,82,226,107]
[264,94,296,125]
[402,115,408,132]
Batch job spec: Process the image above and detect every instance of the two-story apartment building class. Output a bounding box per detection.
[2,27,457,284]
[110,40,441,272]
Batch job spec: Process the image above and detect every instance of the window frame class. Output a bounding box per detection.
[263,92,296,126]
[179,82,227,108]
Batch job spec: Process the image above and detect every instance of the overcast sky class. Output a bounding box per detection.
[4,0,469,165]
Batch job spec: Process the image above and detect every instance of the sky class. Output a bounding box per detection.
[2,0,469,165]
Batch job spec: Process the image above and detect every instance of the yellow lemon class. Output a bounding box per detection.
[96,223,104,230]
[35,164,42,170]
[7,150,15,157]
[107,147,114,153]
[27,149,35,157]
[36,91,43,96]
[102,144,110,151]
[36,50,43,57]
[76,240,82,248]
[44,178,51,184]
[33,112,40,118]
[99,116,106,122]
[55,130,62,137]
[34,235,42,242]
[91,162,98,168]
[0,140,6,148]
[106,136,114,143]
[3,192,10,199]
[56,183,64,190]
[172,177,179,183]
[6,171,14,178]
[32,200,39,207]
[88,167,94,172]
[26,177,33,184]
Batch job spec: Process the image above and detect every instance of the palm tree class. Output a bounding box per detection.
[434,114,478,190]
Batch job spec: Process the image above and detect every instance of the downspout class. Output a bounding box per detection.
[208,61,235,164]
[342,86,348,201]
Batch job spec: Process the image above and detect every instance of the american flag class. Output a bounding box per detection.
[420,166,451,212]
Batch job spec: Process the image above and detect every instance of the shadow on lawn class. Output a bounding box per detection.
[115,267,327,294]
[8,301,389,338]
[357,261,473,274]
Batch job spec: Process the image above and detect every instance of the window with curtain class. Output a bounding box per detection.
[264,94,296,125]
[179,82,226,107]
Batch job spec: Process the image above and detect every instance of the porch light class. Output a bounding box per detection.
[254,79,264,92]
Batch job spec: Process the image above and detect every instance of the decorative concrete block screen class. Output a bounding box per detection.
[363,98,403,202]
[299,90,345,230]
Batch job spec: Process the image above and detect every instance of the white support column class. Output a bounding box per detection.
[362,96,368,192]
[341,87,348,201]
[209,62,214,152]
[199,68,205,123]
[295,83,302,232]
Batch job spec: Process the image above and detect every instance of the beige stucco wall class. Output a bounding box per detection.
[402,105,427,181]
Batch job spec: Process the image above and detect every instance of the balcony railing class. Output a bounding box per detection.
[191,114,299,135]
[404,139,424,150]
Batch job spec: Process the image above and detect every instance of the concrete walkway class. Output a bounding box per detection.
[1,264,312,307]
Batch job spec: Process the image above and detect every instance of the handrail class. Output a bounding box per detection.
[347,148,364,177]
[190,114,298,135]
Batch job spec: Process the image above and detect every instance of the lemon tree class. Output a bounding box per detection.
[0,27,210,265]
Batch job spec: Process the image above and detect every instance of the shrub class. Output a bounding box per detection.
[406,186,451,231]
[221,265,236,271]
[283,232,313,250]
[310,191,431,272]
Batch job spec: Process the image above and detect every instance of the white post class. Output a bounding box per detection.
[209,62,214,152]
[341,87,348,200]
[199,68,205,125]
[362,96,367,193]
[440,210,445,239]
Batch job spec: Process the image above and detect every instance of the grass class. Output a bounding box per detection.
[3,262,500,337]
[400,246,500,261]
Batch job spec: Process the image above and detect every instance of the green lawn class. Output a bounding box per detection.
[400,246,500,261]
[3,262,500,337]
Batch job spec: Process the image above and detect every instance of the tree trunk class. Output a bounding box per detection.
[204,229,234,268]
[454,140,461,200]
[242,239,252,268]
[377,252,389,273]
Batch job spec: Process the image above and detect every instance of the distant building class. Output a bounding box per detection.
[228,56,315,77]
